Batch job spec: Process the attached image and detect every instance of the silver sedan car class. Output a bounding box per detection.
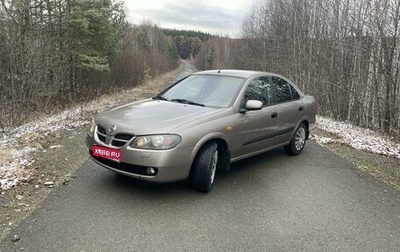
[86,70,317,192]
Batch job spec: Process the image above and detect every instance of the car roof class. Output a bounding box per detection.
[194,69,270,79]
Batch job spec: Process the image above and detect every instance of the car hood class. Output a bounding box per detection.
[95,99,221,135]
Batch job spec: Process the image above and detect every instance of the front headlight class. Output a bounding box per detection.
[130,134,182,150]
[88,118,96,135]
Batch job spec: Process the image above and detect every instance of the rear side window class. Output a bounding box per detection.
[272,77,291,103]
[290,85,300,99]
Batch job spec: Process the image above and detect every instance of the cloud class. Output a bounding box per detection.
[125,0,250,37]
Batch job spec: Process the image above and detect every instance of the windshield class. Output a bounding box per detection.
[159,74,245,108]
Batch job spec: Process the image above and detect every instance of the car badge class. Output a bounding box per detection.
[108,125,117,132]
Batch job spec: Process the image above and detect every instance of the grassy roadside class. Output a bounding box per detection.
[313,128,400,191]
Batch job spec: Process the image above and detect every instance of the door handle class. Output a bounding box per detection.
[271,112,278,118]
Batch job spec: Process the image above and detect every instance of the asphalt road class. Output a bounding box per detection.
[1,140,399,251]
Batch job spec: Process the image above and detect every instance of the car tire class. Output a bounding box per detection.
[284,123,307,156]
[192,141,218,193]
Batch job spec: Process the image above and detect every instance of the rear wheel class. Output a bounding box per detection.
[284,123,307,156]
[192,142,218,193]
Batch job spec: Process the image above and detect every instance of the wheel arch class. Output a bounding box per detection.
[189,136,230,177]
[301,120,310,139]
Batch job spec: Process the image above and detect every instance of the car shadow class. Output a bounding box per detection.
[223,148,285,174]
[92,147,288,196]
[112,172,191,193]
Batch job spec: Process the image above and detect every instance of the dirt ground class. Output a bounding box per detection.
[1,66,399,242]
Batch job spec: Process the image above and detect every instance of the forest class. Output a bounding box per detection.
[0,0,179,130]
[196,0,400,136]
[1,0,399,138]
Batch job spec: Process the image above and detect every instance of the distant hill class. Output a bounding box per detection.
[160,28,216,42]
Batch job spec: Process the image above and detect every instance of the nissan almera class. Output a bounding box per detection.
[86,70,317,192]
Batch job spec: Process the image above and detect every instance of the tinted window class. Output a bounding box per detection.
[271,77,291,103]
[244,77,273,106]
[290,84,300,99]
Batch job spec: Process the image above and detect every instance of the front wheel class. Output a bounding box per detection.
[284,123,307,156]
[191,142,218,193]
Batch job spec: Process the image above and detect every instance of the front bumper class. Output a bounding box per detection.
[86,134,193,183]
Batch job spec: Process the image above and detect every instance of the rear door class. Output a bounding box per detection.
[272,76,305,143]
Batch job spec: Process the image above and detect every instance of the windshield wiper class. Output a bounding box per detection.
[152,95,168,101]
[170,98,205,107]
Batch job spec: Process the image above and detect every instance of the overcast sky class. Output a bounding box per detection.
[124,0,253,38]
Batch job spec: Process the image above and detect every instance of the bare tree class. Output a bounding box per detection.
[231,0,400,136]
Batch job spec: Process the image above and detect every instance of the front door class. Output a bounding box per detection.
[232,77,280,159]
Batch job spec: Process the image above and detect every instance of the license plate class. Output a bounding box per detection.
[92,145,122,162]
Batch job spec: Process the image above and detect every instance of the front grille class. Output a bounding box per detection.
[98,126,106,134]
[90,150,154,176]
[96,126,135,147]
[97,126,107,143]
[112,134,135,147]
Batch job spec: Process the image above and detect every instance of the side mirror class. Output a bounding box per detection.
[246,100,263,110]
[240,100,263,113]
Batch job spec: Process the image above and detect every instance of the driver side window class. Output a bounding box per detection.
[244,77,273,106]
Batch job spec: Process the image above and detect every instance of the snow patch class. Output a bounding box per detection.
[0,93,133,190]
[315,116,400,159]
[0,146,36,190]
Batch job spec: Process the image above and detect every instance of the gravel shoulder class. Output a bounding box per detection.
[0,63,399,242]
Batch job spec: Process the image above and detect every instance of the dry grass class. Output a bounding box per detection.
[0,149,13,164]
[95,63,185,107]
[136,62,184,95]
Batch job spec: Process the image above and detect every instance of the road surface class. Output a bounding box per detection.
[1,141,399,251]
